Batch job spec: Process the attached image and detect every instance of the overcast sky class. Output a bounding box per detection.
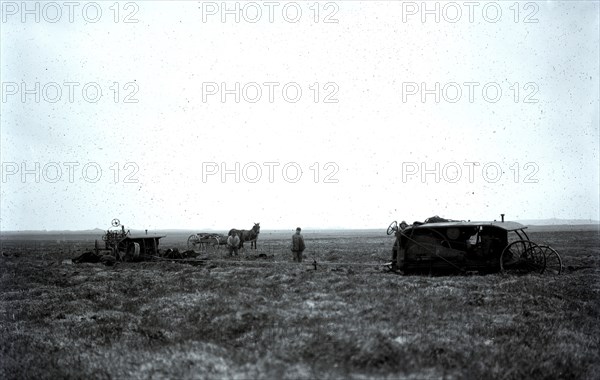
[1,1,598,230]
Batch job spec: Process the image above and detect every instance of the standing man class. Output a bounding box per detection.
[291,227,306,262]
[391,221,409,272]
[227,232,241,256]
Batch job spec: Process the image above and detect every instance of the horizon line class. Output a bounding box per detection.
[1,219,599,233]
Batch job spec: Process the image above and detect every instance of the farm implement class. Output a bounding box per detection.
[73,219,195,265]
[387,215,563,275]
[93,219,164,261]
[186,233,227,252]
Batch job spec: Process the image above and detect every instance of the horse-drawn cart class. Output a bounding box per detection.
[187,223,261,253]
[187,233,227,252]
[387,216,563,275]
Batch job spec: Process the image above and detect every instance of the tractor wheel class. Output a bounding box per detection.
[127,242,141,261]
[538,245,562,275]
[187,235,201,251]
[500,240,545,274]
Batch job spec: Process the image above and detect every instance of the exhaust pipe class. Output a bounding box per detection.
[501,214,505,223]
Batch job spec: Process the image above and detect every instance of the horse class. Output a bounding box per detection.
[229,223,260,251]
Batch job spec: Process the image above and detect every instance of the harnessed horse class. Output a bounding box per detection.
[229,223,260,250]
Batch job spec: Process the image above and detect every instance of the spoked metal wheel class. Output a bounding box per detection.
[500,240,546,274]
[187,234,201,251]
[200,236,221,254]
[538,245,562,275]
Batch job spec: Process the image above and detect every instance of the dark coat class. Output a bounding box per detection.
[291,233,305,251]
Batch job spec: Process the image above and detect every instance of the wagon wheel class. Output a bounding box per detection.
[500,240,545,274]
[537,245,562,275]
[387,221,398,235]
[214,236,223,252]
[200,236,221,254]
[187,234,201,251]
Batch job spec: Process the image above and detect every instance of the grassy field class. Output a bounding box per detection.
[1,229,599,379]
